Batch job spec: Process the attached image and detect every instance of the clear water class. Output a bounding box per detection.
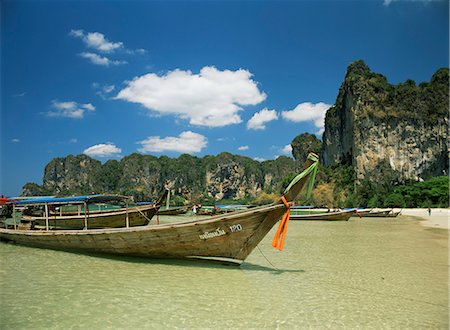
[1,216,448,329]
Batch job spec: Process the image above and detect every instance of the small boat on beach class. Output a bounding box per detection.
[0,153,320,265]
[290,209,354,221]
[12,194,161,230]
[363,209,401,218]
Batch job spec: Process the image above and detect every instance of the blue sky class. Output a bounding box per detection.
[1,0,448,196]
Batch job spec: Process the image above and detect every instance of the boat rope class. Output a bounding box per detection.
[271,196,291,251]
[256,245,279,271]
[135,206,152,224]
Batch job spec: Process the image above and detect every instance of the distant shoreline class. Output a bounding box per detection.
[400,208,449,230]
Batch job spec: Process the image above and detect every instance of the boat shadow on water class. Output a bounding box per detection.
[2,239,304,273]
[75,249,306,274]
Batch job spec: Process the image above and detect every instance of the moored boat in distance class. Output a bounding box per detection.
[363,209,401,217]
[0,153,320,265]
[12,194,161,230]
[290,209,354,221]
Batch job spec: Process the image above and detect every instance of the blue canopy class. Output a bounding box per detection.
[14,194,130,205]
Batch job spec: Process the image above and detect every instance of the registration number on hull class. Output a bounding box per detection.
[199,224,243,240]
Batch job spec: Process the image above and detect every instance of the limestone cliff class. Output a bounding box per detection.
[322,60,448,183]
[23,153,299,201]
[42,155,102,194]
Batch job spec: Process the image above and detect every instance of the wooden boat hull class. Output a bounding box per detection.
[0,204,286,264]
[157,206,189,216]
[22,204,158,229]
[363,210,400,217]
[290,210,353,221]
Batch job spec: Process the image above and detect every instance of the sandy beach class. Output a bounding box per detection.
[400,208,449,230]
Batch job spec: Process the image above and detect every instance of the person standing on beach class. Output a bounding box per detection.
[428,208,431,216]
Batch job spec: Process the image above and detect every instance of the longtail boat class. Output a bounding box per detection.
[290,209,354,221]
[363,209,401,218]
[0,153,319,265]
[157,205,189,216]
[14,194,162,230]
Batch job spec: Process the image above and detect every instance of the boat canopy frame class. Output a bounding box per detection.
[10,194,135,231]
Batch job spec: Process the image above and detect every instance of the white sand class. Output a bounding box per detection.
[400,208,449,230]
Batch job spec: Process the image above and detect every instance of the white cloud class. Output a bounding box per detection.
[69,138,78,144]
[281,102,331,135]
[137,131,207,154]
[253,157,266,162]
[12,92,27,97]
[125,48,147,55]
[116,66,266,127]
[69,29,84,38]
[70,30,123,53]
[102,85,115,93]
[281,144,292,155]
[238,145,249,151]
[46,100,95,119]
[81,103,95,111]
[217,137,236,142]
[79,52,127,66]
[12,138,20,143]
[93,83,116,99]
[247,108,278,130]
[383,0,431,6]
[70,29,146,57]
[83,143,122,157]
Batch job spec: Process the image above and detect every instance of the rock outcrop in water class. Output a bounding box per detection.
[320,60,448,184]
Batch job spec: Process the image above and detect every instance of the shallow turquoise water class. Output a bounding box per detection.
[1,216,448,329]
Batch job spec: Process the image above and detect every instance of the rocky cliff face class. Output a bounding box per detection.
[291,133,322,163]
[322,60,448,183]
[23,153,299,201]
[42,155,102,194]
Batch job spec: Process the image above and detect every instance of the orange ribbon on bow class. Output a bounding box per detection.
[272,196,291,251]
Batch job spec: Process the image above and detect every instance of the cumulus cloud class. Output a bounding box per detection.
[46,101,95,119]
[247,108,278,130]
[116,66,266,127]
[11,138,20,143]
[79,52,127,66]
[238,145,249,151]
[70,29,146,58]
[83,143,122,157]
[281,144,292,155]
[137,131,207,154]
[253,157,266,162]
[69,30,123,53]
[281,102,331,135]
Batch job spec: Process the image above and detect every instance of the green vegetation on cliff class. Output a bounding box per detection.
[23,152,299,204]
[339,60,449,123]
